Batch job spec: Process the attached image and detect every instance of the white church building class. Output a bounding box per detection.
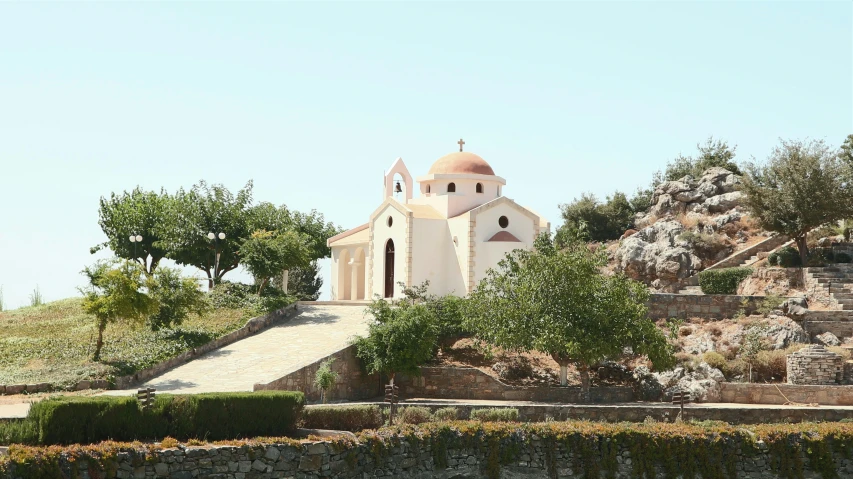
[327,142,550,300]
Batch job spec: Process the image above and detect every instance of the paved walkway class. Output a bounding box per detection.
[104,304,369,396]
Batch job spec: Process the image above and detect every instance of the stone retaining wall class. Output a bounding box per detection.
[254,345,380,402]
[720,383,853,405]
[3,430,851,478]
[787,344,842,385]
[647,293,772,320]
[395,366,634,403]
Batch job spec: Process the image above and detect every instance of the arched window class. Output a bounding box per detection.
[476,183,483,193]
[447,182,456,193]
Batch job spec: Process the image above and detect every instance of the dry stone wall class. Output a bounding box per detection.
[646,293,770,320]
[395,366,634,403]
[3,434,853,479]
[721,383,853,405]
[787,344,842,385]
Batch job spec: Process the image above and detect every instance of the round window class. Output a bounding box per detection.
[387,216,393,227]
[498,216,509,228]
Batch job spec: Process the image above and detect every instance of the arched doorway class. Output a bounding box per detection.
[384,239,395,298]
[354,247,366,300]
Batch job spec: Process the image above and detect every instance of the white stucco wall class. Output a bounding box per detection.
[330,243,368,300]
[370,204,409,299]
[446,214,472,295]
[472,203,537,287]
[411,177,503,218]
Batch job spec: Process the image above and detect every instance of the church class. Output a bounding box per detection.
[327,141,550,300]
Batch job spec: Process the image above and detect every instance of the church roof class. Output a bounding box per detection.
[487,231,522,242]
[406,204,444,219]
[327,223,369,246]
[428,152,495,176]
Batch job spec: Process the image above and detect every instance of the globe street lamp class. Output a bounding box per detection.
[207,231,226,285]
[129,234,143,260]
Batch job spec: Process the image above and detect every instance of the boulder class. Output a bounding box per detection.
[632,366,664,401]
[700,167,734,186]
[655,362,724,403]
[816,331,841,347]
[704,191,745,213]
[674,189,703,203]
[614,221,703,288]
[780,297,808,318]
[764,315,808,349]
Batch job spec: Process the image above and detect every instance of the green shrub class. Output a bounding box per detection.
[470,408,519,422]
[836,252,852,263]
[768,246,801,267]
[702,351,728,372]
[300,405,384,432]
[433,407,460,421]
[25,391,305,445]
[0,419,38,445]
[807,247,835,266]
[398,406,433,425]
[208,281,294,315]
[698,267,753,294]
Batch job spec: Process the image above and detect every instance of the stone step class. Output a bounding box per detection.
[830,286,853,293]
[804,311,853,321]
[677,286,703,295]
[834,293,853,300]
[809,273,853,279]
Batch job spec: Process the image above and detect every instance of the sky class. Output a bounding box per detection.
[0,1,851,309]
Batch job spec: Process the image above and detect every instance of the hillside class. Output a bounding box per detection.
[0,298,249,388]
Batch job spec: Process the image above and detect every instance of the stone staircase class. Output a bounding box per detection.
[804,265,853,312]
[676,235,792,294]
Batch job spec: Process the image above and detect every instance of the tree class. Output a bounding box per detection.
[839,134,853,165]
[740,324,768,383]
[272,261,323,301]
[92,188,173,274]
[558,191,636,242]
[163,180,255,288]
[353,300,438,383]
[147,267,210,330]
[741,139,853,265]
[313,358,339,403]
[80,260,157,361]
[661,136,740,182]
[240,230,310,294]
[464,233,676,401]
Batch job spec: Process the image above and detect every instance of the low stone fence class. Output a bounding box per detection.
[787,344,842,385]
[254,345,380,402]
[646,293,775,320]
[721,383,853,405]
[4,425,853,479]
[396,366,634,403]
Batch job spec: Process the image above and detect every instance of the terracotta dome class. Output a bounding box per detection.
[428,152,495,176]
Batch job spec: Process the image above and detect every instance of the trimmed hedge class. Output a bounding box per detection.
[300,405,384,432]
[768,246,802,267]
[698,267,753,295]
[470,408,519,422]
[19,391,305,445]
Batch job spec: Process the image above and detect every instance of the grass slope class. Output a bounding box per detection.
[0,298,249,388]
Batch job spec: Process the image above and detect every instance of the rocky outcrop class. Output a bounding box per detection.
[636,167,743,229]
[655,362,725,403]
[614,220,703,290]
[764,315,809,350]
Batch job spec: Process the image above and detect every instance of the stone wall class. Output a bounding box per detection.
[646,293,772,320]
[720,383,853,405]
[395,366,634,403]
[4,430,853,479]
[787,344,842,385]
[254,345,380,402]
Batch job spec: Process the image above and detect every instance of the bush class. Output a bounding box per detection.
[678,231,731,259]
[208,281,294,316]
[698,267,753,294]
[433,407,460,421]
[836,252,852,264]
[768,246,801,267]
[751,350,788,382]
[559,192,637,242]
[470,408,519,422]
[0,419,38,445]
[398,406,433,425]
[300,405,384,432]
[702,351,728,372]
[807,247,835,266]
[25,391,305,445]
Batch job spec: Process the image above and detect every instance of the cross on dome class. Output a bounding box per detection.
[457,138,465,152]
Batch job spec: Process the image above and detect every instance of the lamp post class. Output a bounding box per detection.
[207,231,226,285]
[129,234,143,262]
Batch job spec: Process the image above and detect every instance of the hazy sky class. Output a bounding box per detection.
[1,2,851,309]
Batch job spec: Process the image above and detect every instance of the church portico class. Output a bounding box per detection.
[328,141,549,301]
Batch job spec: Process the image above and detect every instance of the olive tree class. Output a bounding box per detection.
[741,138,853,265]
[240,230,310,294]
[464,233,675,401]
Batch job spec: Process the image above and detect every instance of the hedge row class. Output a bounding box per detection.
[2,391,304,445]
[698,267,753,294]
[4,421,853,479]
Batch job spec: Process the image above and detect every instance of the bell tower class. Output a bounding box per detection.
[384,157,413,203]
